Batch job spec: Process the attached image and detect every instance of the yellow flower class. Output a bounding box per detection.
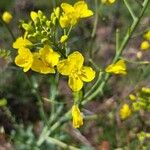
[57,51,95,91]
[101,0,116,4]
[60,35,68,43]
[144,30,150,41]
[13,37,33,49]
[119,104,131,120]
[31,45,60,74]
[15,48,33,72]
[71,105,83,128]
[140,40,150,50]
[59,1,93,28]
[2,11,13,24]
[105,59,127,75]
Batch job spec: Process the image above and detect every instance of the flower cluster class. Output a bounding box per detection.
[13,1,94,128]
[129,87,150,112]
[59,1,93,28]
[140,30,150,50]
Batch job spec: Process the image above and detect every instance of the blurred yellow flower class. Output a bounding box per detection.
[15,48,33,72]
[101,0,116,4]
[57,51,95,91]
[129,94,136,101]
[71,105,83,128]
[0,98,7,107]
[2,11,13,24]
[105,59,127,75]
[53,7,60,18]
[140,40,150,50]
[120,104,131,120]
[141,87,150,94]
[31,45,60,74]
[59,1,93,28]
[60,35,68,43]
[144,30,150,40]
[13,37,33,49]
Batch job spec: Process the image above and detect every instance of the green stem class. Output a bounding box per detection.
[91,0,98,38]
[83,71,103,99]
[37,111,71,146]
[116,29,120,52]
[46,137,80,150]
[123,0,137,21]
[0,16,16,41]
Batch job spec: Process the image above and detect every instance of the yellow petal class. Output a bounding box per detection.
[31,53,55,74]
[59,15,70,28]
[71,105,83,128]
[68,75,83,91]
[15,48,33,72]
[57,59,73,75]
[68,51,84,69]
[61,3,74,14]
[74,1,93,18]
[80,66,95,82]
[39,45,60,67]
[13,37,32,49]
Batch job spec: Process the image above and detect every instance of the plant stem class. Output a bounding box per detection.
[46,137,80,150]
[0,16,16,41]
[123,0,137,21]
[91,0,98,38]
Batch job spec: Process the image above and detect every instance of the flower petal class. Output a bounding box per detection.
[31,53,55,74]
[80,66,95,82]
[71,105,83,128]
[57,59,73,75]
[39,45,60,67]
[68,75,83,91]
[68,51,84,69]
[13,37,32,49]
[74,1,93,18]
[61,3,74,14]
[15,48,33,72]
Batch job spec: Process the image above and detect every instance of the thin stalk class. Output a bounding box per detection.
[116,29,120,52]
[91,0,99,38]
[46,137,80,150]
[123,0,137,21]
[0,17,16,41]
[23,74,47,124]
